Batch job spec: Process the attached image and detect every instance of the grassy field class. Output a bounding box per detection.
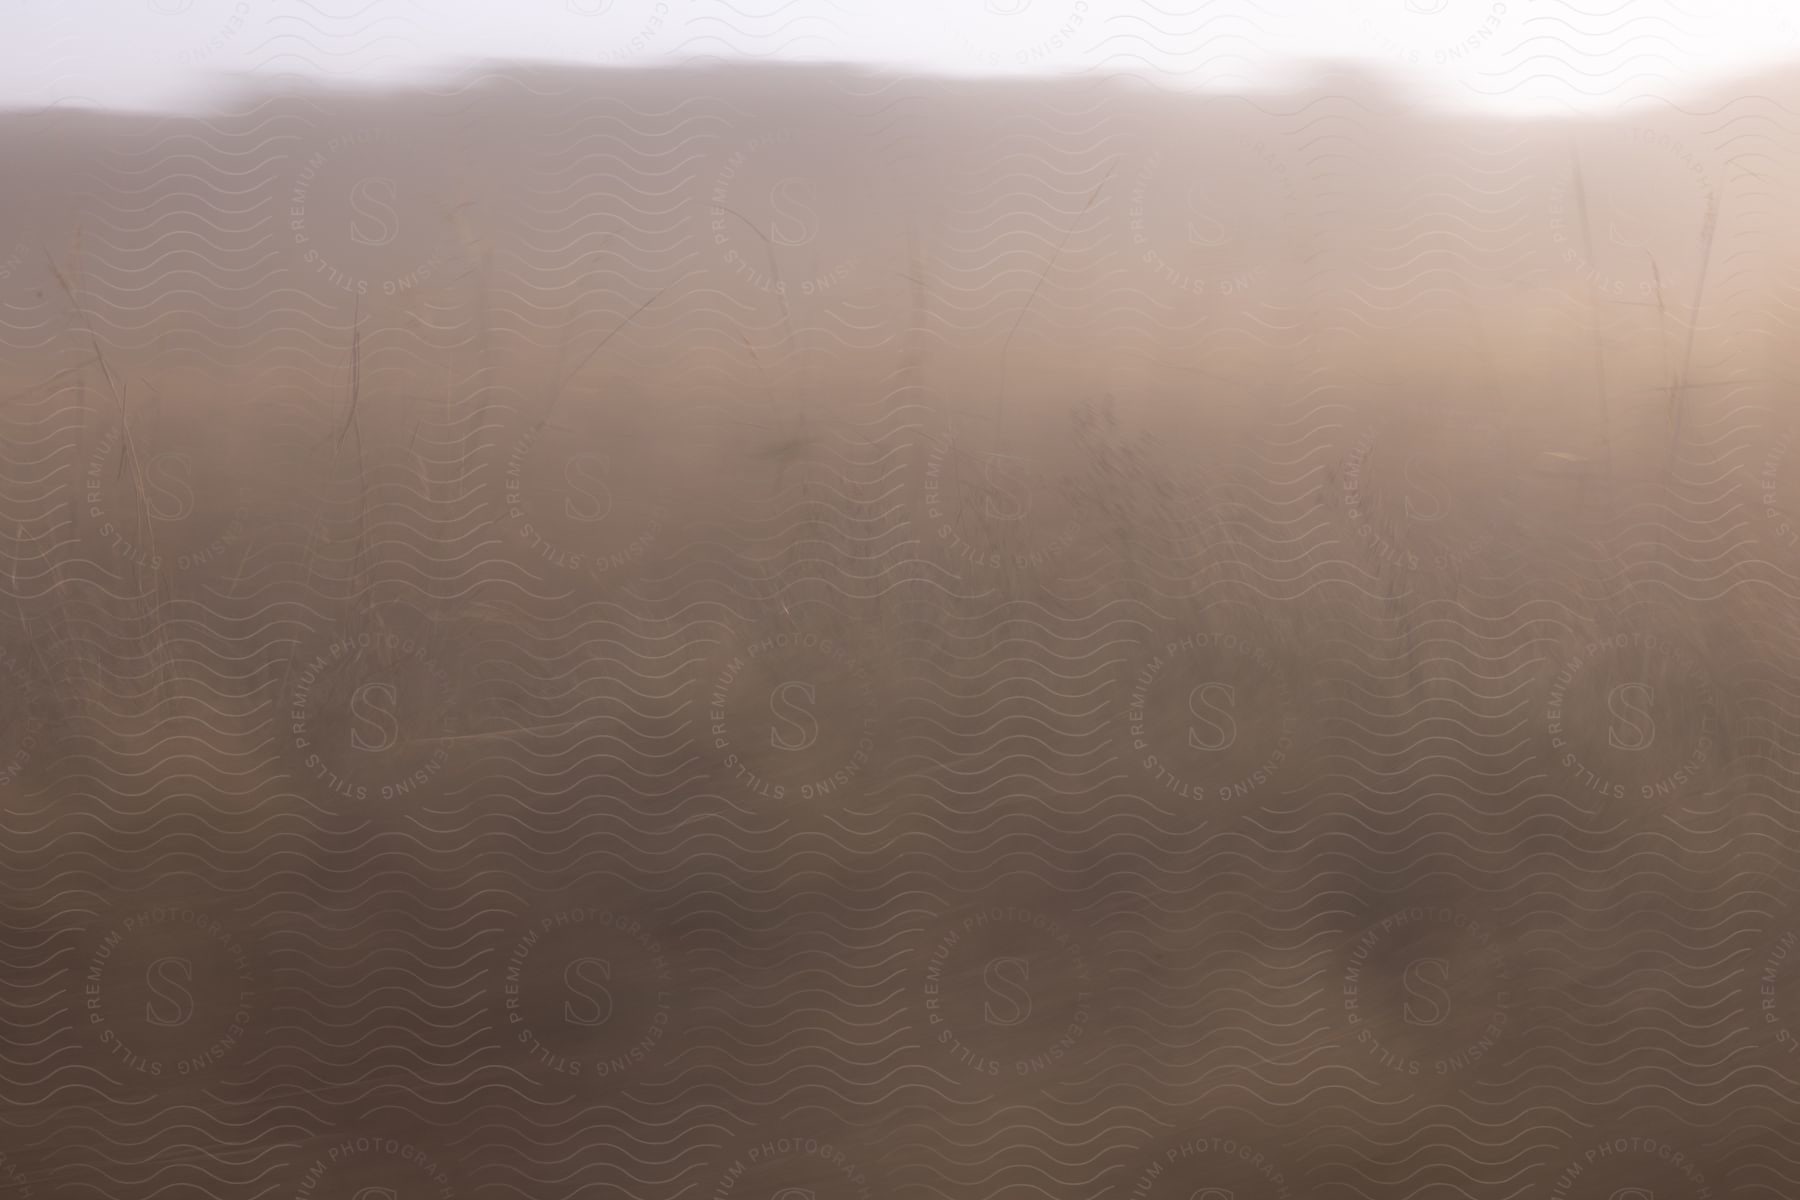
[1,57,1798,1200]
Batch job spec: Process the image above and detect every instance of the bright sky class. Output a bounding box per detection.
[6,0,1799,114]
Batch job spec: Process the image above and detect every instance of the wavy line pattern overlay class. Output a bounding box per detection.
[6,11,1800,1200]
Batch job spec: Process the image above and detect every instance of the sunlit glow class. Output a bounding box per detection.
[4,0,1799,113]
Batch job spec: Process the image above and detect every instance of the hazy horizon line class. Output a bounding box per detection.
[12,49,1800,122]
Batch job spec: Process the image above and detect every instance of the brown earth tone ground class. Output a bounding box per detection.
[2,58,1800,1200]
